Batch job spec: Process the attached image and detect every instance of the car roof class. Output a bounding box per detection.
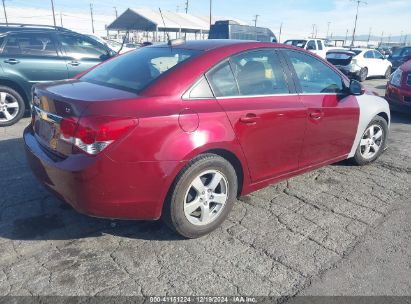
[148,39,283,51]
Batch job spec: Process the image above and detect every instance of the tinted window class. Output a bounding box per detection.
[317,40,323,50]
[285,50,343,94]
[306,40,317,50]
[402,48,411,57]
[206,61,239,97]
[230,50,289,95]
[188,76,214,99]
[364,51,374,58]
[60,34,108,59]
[81,47,201,92]
[3,33,57,56]
[373,50,384,59]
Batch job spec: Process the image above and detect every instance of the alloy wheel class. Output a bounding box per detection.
[0,92,19,123]
[360,124,384,159]
[183,169,229,226]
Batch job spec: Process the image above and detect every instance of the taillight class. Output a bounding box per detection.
[60,116,137,155]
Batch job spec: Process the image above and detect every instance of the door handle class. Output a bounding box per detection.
[239,113,259,124]
[309,111,324,120]
[4,58,20,64]
[68,61,80,66]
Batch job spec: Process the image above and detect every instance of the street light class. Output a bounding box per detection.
[350,0,367,47]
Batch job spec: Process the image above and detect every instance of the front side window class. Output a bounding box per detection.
[206,61,239,97]
[364,51,374,59]
[81,47,201,92]
[3,33,57,56]
[60,34,108,59]
[230,49,289,96]
[285,50,343,94]
[373,51,384,59]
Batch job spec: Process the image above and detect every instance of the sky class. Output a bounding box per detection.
[3,0,411,41]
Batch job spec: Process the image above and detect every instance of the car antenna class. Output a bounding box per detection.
[158,8,171,43]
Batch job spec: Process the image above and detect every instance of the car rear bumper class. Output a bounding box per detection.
[385,84,411,113]
[335,65,361,79]
[24,126,181,220]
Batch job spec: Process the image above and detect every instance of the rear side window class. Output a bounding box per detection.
[3,33,57,56]
[306,40,317,50]
[81,47,201,92]
[206,61,239,97]
[317,40,323,50]
[364,51,374,58]
[230,49,289,95]
[285,50,343,94]
[59,34,108,60]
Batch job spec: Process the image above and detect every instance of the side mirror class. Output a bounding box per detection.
[348,79,365,95]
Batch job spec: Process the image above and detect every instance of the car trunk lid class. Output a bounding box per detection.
[31,80,138,158]
[326,51,356,66]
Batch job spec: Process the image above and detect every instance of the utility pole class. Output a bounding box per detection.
[326,22,330,39]
[345,29,349,45]
[404,35,408,46]
[380,31,384,46]
[209,0,212,28]
[367,27,371,44]
[89,3,95,34]
[399,31,403,44]
[113,6,118,18]
[312,24,315,38]
[278,22,283,43]
[60,12,63,27]
[350,0,367,47]
[253,15,259,27]
[50,0,56,26]
[315,25,318,38]
[2,0,8,26]
[185,0,189,14]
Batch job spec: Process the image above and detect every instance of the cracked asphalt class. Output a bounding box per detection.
[0,79,410,297]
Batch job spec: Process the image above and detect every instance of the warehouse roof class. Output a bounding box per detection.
[107,8,247,33]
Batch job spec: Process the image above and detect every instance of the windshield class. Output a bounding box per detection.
[284,40,307,48]
[81,47,201,92]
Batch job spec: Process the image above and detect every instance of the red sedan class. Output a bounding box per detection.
[24,40,390,238]
[385,60,411,112]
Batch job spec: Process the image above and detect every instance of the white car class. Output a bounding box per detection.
[326,49,392,82]
[283,39,327,58]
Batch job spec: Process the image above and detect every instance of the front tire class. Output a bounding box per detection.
[352,116,388,166]
[384,66,392,79]
[0,86,25,127]
[163,154,238,238]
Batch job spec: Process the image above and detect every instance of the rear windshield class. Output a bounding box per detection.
[81,47,201,92]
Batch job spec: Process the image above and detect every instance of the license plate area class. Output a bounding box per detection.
[33,107,62,151]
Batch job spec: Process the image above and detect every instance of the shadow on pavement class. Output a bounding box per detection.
[390,111,411,124]
[0,138,184,242]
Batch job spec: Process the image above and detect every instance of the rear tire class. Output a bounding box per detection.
[358,67,368,82]
[351,116,388,166]
[163,153,238,238]
[0,86,25,127]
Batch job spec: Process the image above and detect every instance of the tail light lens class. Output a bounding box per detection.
[60,116,137,155]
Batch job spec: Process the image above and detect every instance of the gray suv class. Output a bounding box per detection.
[0,24,115,126]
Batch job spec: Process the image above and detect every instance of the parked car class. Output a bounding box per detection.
[24,40,390,238]
[326,48,392,82]
[387,46,411,71]
[209,20,277,43]
[385,60,411,112]
[283,39,327,58]
[0,23,115,126]
[86,34,138,54]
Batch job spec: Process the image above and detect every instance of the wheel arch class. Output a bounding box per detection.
[0,79,30,106]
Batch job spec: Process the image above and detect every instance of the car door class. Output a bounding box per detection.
[305,40,317,55]
[0,32,69,85]
[56,33,112,78]
[373,50,388,76]
[363,50,377,76]
[207,49,306,182]
[282,49,359,168]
